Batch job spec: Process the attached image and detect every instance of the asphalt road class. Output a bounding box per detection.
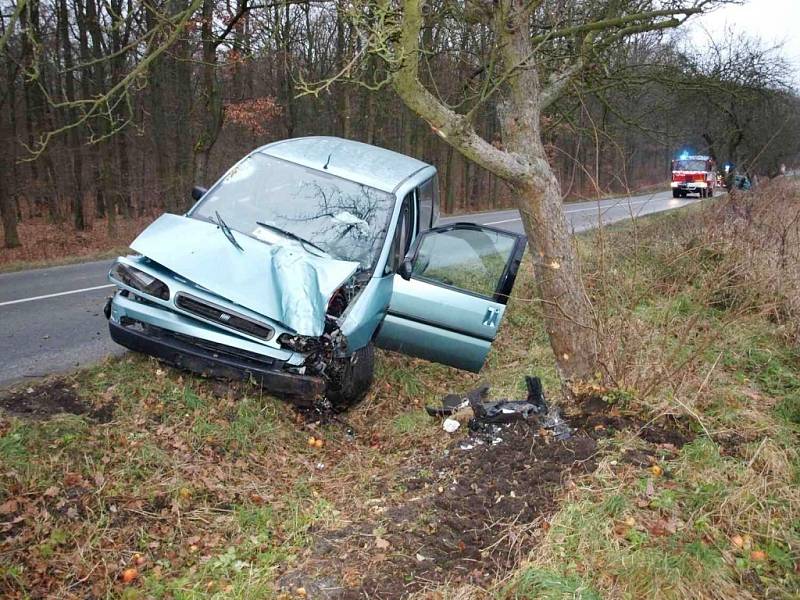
[0,189,702,387]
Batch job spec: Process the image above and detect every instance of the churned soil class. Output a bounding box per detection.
[280,396,693,598]
[0,378,114,422]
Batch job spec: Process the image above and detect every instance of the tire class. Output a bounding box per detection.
[672,190,680,198]
[707,187,714,198]
[325,343,375,410]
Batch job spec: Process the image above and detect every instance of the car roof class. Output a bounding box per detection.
[257,136,432,193]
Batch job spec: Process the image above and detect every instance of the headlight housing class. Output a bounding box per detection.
[110,263,170,300]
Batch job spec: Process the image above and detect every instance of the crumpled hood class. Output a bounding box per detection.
[130,213,359,337]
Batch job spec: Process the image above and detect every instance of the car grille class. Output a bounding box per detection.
[168,330,276,365]
[175,293,273,340]
[121,318,277,366]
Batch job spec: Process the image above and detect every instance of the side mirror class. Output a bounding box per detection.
[191,186,208,201]
[398,257,413,281]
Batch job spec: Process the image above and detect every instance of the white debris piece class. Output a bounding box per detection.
[442,418,461,433]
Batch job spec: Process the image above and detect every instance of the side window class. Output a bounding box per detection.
[412,227,517,298]
[417,176,438,232]
[384,194,414,275]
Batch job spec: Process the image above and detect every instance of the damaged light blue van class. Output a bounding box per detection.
[106,137,526,407]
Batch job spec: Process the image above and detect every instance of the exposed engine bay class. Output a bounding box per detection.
[281,271,369,385]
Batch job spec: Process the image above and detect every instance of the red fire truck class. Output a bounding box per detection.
[671,154,716,198]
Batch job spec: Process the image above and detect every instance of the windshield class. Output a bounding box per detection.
[673,159,707,171]
[190,152,397,269]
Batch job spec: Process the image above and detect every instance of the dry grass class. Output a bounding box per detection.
[500,179,800,599]
[1,180,799,598]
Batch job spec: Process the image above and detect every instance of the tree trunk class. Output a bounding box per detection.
[146,1,174,210]
[393,0,597,385]
[171,0,193,210]
[20,0,59,222]
[494,0,596,383]
[444,144,455,213]
[108,0,133,222]
[57,0,86,230]
[280,3,296,138]
[3,28,22,248]
[0,174,21,248]
[192,0,223,186]
[78,0,108,221]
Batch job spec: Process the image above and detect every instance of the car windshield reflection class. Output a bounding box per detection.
[190,152,396,269]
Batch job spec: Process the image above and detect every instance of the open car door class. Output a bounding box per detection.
[374,222,526,372]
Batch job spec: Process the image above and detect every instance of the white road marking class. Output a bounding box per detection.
[2,193,684,308]
[484,217,522,225]
[483,198,655,225]
[0,284,115,307]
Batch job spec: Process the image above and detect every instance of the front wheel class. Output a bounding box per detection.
[672,189,680,198]
[325,343,375,410]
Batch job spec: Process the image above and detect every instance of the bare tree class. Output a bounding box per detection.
[334,0,721,385]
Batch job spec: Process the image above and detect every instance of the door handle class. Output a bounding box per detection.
[482,307,500,328]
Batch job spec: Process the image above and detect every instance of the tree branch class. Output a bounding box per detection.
[393,0,529,181]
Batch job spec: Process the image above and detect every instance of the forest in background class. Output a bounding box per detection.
[1,0,799,250]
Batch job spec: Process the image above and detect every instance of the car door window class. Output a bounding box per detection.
[417,176,438,231]
[385,194,414,275]
[411,226,518,299]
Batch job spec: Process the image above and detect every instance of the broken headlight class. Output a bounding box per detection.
[109,262,170,300]
[277,333,324,353]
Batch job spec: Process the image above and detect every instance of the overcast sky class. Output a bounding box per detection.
[687,0,800,87]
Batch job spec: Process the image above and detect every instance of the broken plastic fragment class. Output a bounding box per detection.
[437,375,573,444]
[442,418,460,433]
[541,410,572,440]
[426,384,489,417]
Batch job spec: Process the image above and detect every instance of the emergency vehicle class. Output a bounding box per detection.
[671,154,716,198]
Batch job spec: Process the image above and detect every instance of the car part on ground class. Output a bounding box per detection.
[425,383,490,417]
[431,376,572,445]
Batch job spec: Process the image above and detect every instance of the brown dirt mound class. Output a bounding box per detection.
[567,395,693,448]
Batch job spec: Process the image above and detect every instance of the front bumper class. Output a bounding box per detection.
[671,181,708,190]
[108,293,324,400]
[110,319,324,399]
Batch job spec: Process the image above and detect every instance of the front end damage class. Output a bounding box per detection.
[108,308,325,398]
[273,274,368,391]
[105,214,368,403]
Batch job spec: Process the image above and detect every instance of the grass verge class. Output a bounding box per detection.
[1,181,798,598]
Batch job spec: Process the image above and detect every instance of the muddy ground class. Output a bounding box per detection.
[280,397,692,598]
[1,377,692,598]
[0,378,114,422]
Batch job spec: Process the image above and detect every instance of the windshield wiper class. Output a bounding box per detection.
[215,211,244,252]
[255,221,328,257]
